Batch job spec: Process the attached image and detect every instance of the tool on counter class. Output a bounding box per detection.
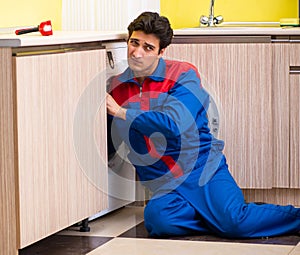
[15,20,53,36]
[280,18,300,27]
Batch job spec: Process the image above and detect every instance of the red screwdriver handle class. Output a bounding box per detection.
[15,26,39,35]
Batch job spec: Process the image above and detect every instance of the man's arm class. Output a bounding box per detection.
[106,93,127,120]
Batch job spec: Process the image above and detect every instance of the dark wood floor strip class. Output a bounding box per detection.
[19,235,112,255]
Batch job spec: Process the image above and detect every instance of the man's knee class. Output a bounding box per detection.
[215,207,252,238]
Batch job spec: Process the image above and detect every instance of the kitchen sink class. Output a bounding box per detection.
[186,21,282,30]
[184,27,268,30]
[182,22,283,31]
[214,21,281,27]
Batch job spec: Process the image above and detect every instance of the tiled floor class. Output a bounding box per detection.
[19,206,300,255]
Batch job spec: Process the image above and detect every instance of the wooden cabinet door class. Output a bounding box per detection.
[165,43,273,188]
[289,43,300,188]
[13,49,108,248]
[289,67,300,188]
[274,43,300,189]
[272,43,290,188]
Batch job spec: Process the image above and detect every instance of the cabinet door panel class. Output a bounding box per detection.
[272,44,290,188]
[14,49,107,248]
[165,43,273,188]
[290,72,300,188]
[289,43,300,188]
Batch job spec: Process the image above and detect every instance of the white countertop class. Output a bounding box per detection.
[0,30,128,47]
[1,27,300,48]
[174,26,300,36]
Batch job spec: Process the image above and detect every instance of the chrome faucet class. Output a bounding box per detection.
[200,0,223,27]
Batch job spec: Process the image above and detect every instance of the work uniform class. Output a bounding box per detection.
[108,58,300,238]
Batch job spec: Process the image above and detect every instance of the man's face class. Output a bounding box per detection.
[127,30,165,78]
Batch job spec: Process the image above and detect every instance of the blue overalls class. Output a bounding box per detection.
[108,58,300,238]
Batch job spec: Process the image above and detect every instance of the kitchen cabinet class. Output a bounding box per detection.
[1,43,108,254]
[165,39,273,189]
[166,33,300,206]
[240,41,300,207]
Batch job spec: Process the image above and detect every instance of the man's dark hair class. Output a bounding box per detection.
[127,12,173,52]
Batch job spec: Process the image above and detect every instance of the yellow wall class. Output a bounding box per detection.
[0,0,297,30]
[0,0,61,30]
[161,0,298,29]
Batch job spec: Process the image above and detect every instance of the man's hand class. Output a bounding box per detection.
[106,93,127,120]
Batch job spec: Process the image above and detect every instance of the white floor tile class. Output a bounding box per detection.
[289,242,300,255]
[87,238,295,255]
[58,206,144,237]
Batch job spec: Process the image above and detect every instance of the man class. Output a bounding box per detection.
[106,11,300,238]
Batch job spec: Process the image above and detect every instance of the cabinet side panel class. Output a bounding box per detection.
[0,48,18,254]
[15,49,108,248]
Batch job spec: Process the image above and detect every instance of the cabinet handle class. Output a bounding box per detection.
[290,66,300,75]
[290,36,300,43]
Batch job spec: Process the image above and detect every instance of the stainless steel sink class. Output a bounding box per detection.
[215,21,281,27]
[184,22,282,31]
[185,27,263,30]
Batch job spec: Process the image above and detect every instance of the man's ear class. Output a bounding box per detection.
[159,48,166,58]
